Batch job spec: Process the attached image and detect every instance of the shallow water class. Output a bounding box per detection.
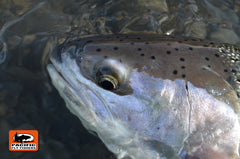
[0,0,240,159]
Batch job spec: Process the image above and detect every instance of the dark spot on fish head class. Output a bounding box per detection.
[104,56,108,59]
[215,54,219,57]
[224,69,228,72]
[96,48,101,52]
[138,48,142,51]
[141,54,145,56]
[182,74,186,78]
[151,56,155,59]
[166,51,171,54]
[205,57,210,61]
[145,42,149,44]
[181,66,185,69]
[114,47,119,50]
[130,42,134,45]
[175,48,179,51]
[173,70,178,75]
[180,58,185,61]
[189,47,193,50]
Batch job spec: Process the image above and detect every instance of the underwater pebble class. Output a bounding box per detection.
[126,16,158,32]
[23,34,37,45]
[203,0,239,25]
[138,0,168,11]
[12,0,41,16]
[185,21,207,39]
[210,28,240,44]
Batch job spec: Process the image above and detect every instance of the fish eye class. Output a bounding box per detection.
[96,66,120,90]
[94,59,128,91]
[98,74,118,90]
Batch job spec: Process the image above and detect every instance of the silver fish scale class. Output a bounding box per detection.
[219,46,240,96]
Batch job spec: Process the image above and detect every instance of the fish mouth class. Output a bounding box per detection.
[47,49,116,127]
[47,62,100,128]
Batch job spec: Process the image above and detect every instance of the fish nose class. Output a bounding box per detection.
[50,43,77,64]
[50,44,64,63]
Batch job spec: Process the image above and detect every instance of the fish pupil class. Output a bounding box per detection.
[100,80,114,90]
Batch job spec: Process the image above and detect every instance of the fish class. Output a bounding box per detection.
[47,34,240,159]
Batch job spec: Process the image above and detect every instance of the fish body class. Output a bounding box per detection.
[47,34,240,159]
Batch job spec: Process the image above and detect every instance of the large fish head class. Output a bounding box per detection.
[47,34,240,159]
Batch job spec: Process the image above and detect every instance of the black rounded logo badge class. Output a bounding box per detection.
[13,132,34,143]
